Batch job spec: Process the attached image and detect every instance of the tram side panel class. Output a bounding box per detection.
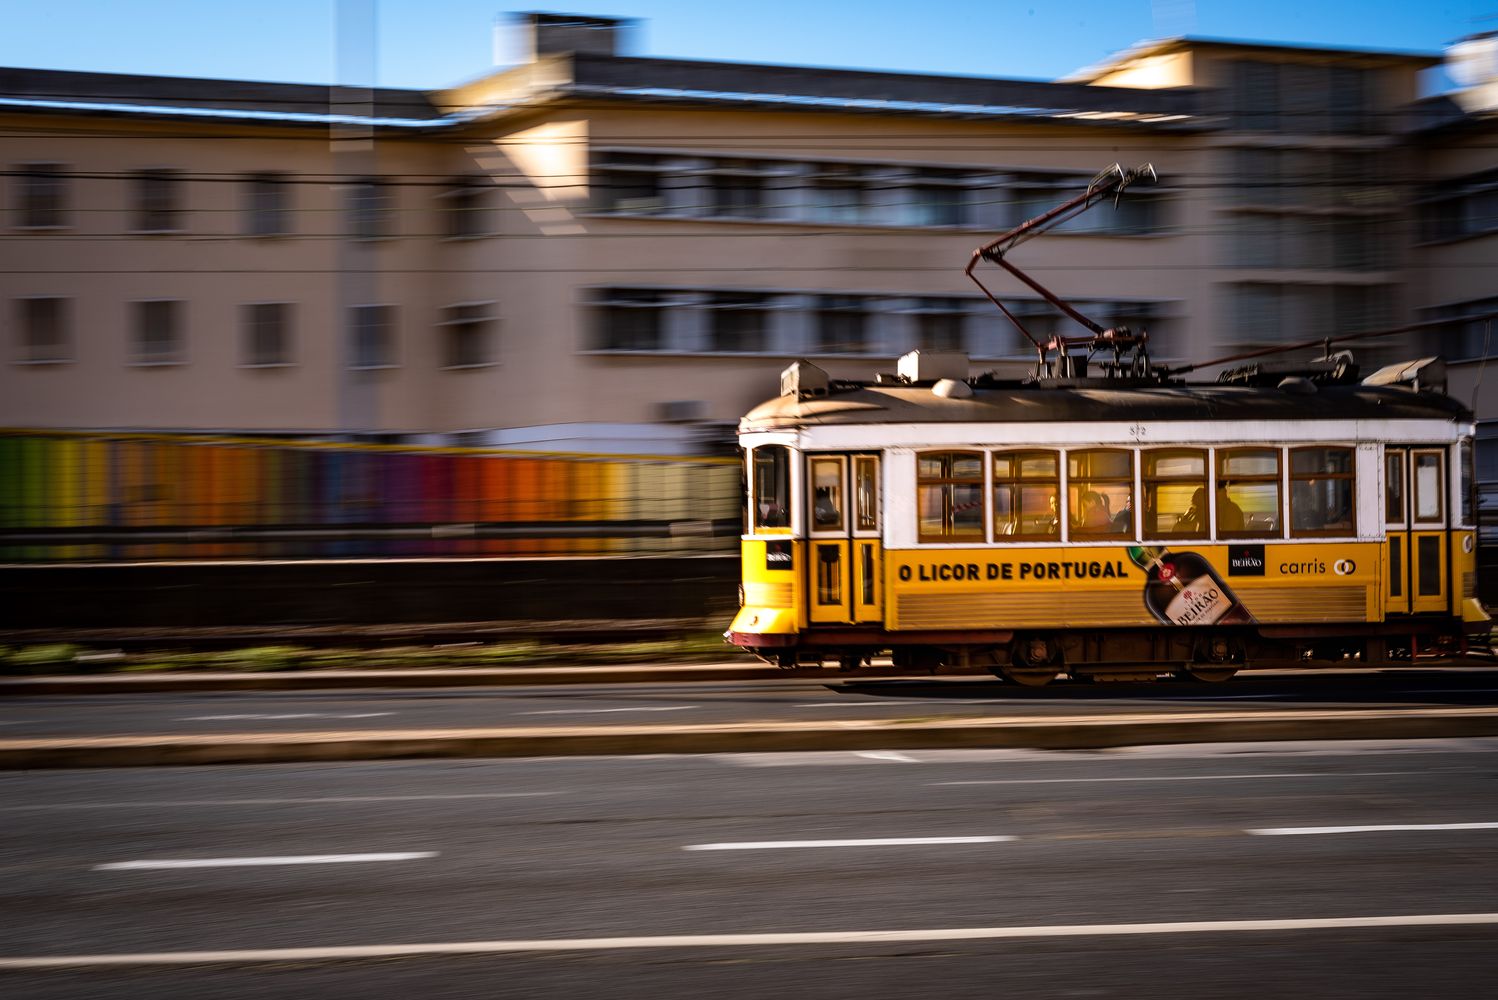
[883,543,1381,632]
[734,538,806,642]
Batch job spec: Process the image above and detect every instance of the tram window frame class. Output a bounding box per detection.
[1460,439,1474,527]
[1067,448,1133,541]
[1289,445,1357,537]
[1384,450,1406,526]
[1143,449,1208,540]
[991,450,1060,540]
[853,455,880,534]
[1412,450,1444,525]
[916,450,986,543]
[808,456,846,534]
[752,445,792,533]
[1217,447,1283,539]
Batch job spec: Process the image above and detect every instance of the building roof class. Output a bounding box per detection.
[1,34,1464,134]
[0,66,447,129]
[1062,36,1443,84]
[0,48,1202,133]
[550,52,1200,127]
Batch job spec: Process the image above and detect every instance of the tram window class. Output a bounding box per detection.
[854,456,879,532]
[1218,448,1281,537]
[810,457,845,531]
[1413,452,1443,524]
[1384,451,1405,525]
[1290,447,1355,536]
[752,446,790,530]
[1461,440,1473,526]
[917,451,984,542]
[1067,449,1132,539]
[992,451,1059,540]
[1143,449,1207,539]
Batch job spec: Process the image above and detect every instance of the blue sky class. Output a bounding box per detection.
[1,0,1490,89]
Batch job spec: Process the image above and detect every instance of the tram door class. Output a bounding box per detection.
[1386,447,1449,615]
[806,454,883,625]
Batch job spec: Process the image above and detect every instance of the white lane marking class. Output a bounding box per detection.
[936,771,1419,786]
[521,707,697,716]
[684,836,1012,851]
[1250,822,1498,837]
[178,713,394,721]
[2,793,556,812]
[855,751,918,763]
[1165,695,1296,701]
[96,852,437,870]
[8,913,1498,968]
[793,702,927,708]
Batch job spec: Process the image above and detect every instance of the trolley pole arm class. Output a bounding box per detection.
[963,163,1156,274]
[964,163,1156,355]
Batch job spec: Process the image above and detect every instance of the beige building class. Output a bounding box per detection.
[3,14,1496,457]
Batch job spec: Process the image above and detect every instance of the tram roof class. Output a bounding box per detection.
[739,382,1471,433]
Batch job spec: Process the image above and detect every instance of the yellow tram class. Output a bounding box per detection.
[726,350,1486,682]
[726,164,1488,682]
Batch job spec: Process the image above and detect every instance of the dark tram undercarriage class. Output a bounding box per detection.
[727,622,1476,684]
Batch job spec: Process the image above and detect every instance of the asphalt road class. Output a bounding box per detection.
[2,741,1497,997]
[5,667,1498,739]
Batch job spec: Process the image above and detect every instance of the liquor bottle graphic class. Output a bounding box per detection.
[1127,546,1254,626]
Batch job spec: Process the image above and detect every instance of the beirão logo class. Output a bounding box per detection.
[1333,559,1356,576]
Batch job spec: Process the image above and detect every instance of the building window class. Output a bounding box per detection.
[14,163,66,228]
[591,151,667,215]
[441,177,490,238]
[917,451,985,542]
[1000,300,1064,354]
[245,173,290,237]
[1230,61,1371,134]
[706,291,770,352]
[1143,449,1208,539]
[133,169,182,232]
[1290,446,1355,536]
[1420,296,1498,361]
[349,304,395,368]
[132,300,184,365]
[903,170,968,227]
[15,297,70,363]
[702,159,769,220]
[242,303,292,366]
[1010,172,1158,235]
[992,450,1059,539]
[806,163,872,224]
[1227,283,1392,348]
[1231,60,1281,131]
[814,295,870,354]
[439,302,495,368]
[1419,169,1498,244]
[348,179,392,239]
[1067,449,1132,539]
[594,288,666,351]
[911,297,966,351]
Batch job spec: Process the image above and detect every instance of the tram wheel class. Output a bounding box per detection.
[1183,636,1244,683]
[998,635,1062,687]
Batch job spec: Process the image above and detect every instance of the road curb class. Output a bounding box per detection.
[0,664,810,695]
[5,708,1498,769]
